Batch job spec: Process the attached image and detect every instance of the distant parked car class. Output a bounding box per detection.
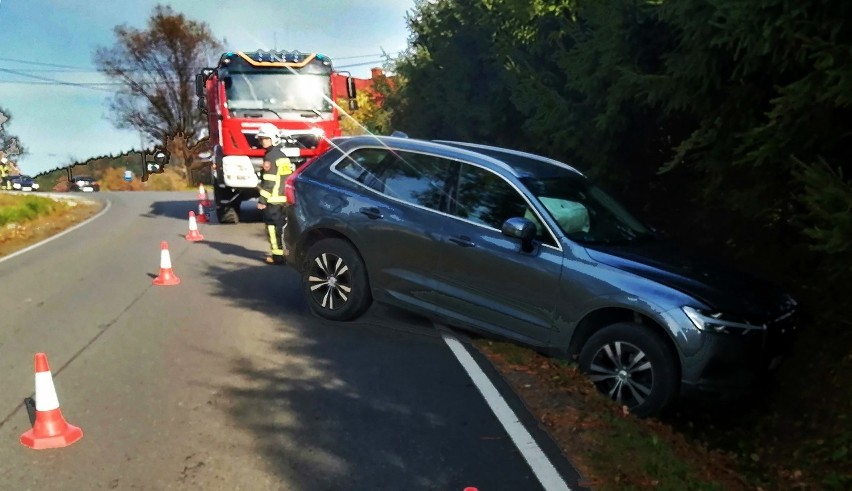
[2,175,40,191]
[282,135,800,417]
[69,176,100,192]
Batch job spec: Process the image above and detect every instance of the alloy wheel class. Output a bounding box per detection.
[587,341,655,408]
[307,252,352,311]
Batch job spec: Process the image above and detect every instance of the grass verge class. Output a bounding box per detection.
[0,193,101,256]
[475,338,773,491]
[0,193,63,226]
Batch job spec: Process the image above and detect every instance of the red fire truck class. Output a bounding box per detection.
[195,50,357,223]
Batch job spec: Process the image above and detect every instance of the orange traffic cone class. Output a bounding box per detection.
[186,211,204,242]
[197,183,207,201]
[196,202,208,224]
[20,353,83,449]
[153,241,180,285]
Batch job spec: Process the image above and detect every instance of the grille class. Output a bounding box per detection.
[290,134,321,149]
[764,309,798,354]
[242,132,322,150]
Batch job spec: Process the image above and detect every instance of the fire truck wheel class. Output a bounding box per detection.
[216,205,239,224]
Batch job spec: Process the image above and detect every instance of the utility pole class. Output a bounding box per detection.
[140,131,146,182]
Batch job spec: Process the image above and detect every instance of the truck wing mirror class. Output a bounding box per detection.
[346,76,357,99]
[195,73,206,98]
[142,149,169,182]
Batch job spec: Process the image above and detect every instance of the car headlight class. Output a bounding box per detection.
[12,183,21,189]
[682,306,765,335]
[32,183,39,189]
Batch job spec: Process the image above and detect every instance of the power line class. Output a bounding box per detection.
[0,56,86,70]
[336,60,388,69]
[0,51,401,73]
[334,51,401,60]
[0,54,393,91]
[0,67,115,92]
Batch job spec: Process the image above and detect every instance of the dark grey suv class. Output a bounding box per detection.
[283,135,799,416]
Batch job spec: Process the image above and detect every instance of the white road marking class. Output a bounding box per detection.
[0,195,110,264]
[440,329,573,491]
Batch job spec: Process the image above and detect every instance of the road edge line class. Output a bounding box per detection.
[440,329,572,491]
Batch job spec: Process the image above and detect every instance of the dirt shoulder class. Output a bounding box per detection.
[473,339,749,491]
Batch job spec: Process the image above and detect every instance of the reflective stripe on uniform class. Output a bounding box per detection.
[267,225,284,255]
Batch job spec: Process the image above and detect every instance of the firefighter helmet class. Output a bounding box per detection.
[256,123,281,145]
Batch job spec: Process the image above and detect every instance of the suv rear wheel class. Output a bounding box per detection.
[302,238,372,321]
[578,322,678,417]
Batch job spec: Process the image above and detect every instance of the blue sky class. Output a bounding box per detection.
[0,0,415,176]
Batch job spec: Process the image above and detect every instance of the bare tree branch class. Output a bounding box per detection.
[93,4,221,183]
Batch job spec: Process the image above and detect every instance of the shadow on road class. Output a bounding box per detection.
[202,263,529,491]
[201,240,265,262]
[144,198,265,224]
[143,200,200,221]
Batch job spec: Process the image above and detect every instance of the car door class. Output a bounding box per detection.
[433,161,564,346]
[332,147,457,313]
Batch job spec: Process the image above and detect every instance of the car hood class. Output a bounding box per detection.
[584,240,792,320]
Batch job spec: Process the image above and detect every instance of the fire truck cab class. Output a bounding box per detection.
[196,50,357,223]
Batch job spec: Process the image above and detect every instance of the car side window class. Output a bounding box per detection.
[336,148,388,192]
[379,152,455,211]
[336,148,456,212]
[452,163,557,247]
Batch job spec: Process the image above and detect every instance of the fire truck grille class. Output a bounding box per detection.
[290,134,322,149]
[243,132,322,150]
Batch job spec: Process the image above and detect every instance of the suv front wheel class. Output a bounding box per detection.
[578,322,678,417]
[302,238,372,321]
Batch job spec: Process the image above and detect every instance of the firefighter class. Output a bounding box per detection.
[255,123,292,265]
[0,157,10,190]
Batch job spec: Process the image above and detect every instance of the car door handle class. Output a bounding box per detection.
[359,207,383,219]
[448,235,476,247]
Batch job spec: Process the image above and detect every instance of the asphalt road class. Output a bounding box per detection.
[0,192,585,491]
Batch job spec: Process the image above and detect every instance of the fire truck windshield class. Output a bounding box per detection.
[224,72,332,114]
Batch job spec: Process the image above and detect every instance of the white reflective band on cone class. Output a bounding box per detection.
[34,371,60,411]
[161,249,172,269]
[189,216,198,231]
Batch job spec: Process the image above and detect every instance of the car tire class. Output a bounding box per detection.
[578,322,678,417]
[302,238,372,321]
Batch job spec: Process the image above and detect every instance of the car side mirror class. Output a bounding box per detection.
[502,217,537,253]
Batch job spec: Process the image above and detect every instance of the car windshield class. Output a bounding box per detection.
[224,73,332,113]
[521,172,655,245]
